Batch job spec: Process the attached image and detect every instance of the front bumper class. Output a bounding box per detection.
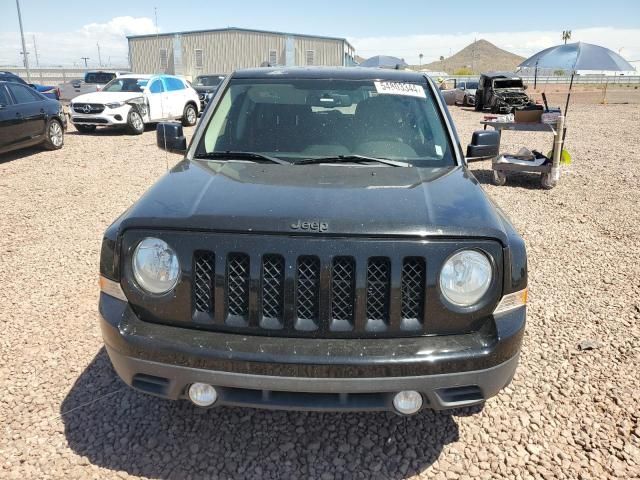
[99,293,525,412]
[70,105,130,126]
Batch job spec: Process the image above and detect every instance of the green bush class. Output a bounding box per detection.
[453,67,474,75]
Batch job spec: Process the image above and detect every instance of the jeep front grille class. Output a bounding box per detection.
[193,251,427,337]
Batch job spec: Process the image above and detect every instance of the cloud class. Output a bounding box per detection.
[0,16,157,67]
[349,27,640,67]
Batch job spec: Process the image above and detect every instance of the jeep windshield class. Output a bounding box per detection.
[493,79,524,89]
[102,77,148,93]
[196,78,456,166]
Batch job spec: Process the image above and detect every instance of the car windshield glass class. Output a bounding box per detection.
[102,77,148,92]
[195,76,223,87]
[466,81,478,89]
[494,79,523,89]
[197,78,455,166]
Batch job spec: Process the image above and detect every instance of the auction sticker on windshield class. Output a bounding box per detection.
[374,81,426,98]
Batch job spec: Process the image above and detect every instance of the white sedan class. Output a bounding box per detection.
[70,74,199,135]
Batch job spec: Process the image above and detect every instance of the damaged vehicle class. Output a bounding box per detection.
[475,72,529,113]
[70,74,199,135]
[99,67,527,415]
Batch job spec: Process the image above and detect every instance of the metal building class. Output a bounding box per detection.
[128,27,356,78]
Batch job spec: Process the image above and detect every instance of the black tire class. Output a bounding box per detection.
[126,109,144,135]
[540,173,556,190]
[492,170,507,186]
[75,124,96,134]
[43,118,64,150]
[181,103,197,127]
[474,98,483,111]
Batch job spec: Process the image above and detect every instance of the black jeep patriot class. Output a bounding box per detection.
[99,67,527,415]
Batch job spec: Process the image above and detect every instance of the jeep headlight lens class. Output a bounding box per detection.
[439,250,492,307]
[132,237,180,294]
[106,101,125,109]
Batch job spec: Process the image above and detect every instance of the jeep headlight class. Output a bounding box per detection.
[106,101,125,109]
[439,250,492,307]
[132,237,180,294]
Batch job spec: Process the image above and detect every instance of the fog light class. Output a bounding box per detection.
[393,390,423,415]
[188,383,218,407]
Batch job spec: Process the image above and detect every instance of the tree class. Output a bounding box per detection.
[553,69,566,76]
[562,30,572,44]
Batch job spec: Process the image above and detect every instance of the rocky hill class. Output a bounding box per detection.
[417,39,525,74]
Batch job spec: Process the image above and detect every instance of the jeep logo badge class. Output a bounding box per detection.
[290,219,328,232]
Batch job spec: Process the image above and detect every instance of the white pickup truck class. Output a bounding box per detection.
[59,71,124,102]
[69,74,199,135]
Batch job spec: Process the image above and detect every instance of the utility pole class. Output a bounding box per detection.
[16,0,31,82]
[97,43,102,67]
[32,35,40,68]
[81,56,90,68]
[471,37,477,73]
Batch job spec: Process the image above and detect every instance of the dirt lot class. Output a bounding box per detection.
[0,104,638,480]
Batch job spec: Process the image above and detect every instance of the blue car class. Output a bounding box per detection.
[0,71,60,100]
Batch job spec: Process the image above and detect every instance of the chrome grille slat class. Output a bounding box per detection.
[331,257,355,327]
[227,253,250,319]
[261,254,284,327]
[401,257,426,327]
[366,258,391,327]
[296,256,320,329]
[193,252,215,313]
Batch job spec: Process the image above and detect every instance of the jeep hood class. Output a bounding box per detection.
[118,161,509,243]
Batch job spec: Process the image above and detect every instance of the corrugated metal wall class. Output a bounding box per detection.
[128,30,347,78]
[129,36,175,74]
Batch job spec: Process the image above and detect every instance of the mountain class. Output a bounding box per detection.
[416,39,525,74]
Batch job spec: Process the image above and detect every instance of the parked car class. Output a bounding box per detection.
[0,80,66,155]
[192,74,226,111]
[0,71,60,100]
[454,80,478,106]
[475,72,529,113]
[59,70,123,101]
[70,74,199,135]
[98,67,527,415]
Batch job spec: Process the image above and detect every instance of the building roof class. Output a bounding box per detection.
[127,27,354,50]
[233,66,429,82]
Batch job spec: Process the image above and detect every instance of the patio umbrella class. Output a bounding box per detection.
[358,55,408,69]
[518,42,635,162]
[519,41,634,72]
[519,42,635,114]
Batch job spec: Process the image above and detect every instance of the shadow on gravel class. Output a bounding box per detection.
[471,168,549,190]
[0,145,45,163]
[62,349,479,479]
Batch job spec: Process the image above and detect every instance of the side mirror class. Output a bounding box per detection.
[157,122,187,154]
[466,130,500,161]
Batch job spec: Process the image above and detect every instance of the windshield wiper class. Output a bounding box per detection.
[194,151,294,165]
[295,154,411,167]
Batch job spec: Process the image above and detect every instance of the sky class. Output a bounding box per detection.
[1,0,639,68]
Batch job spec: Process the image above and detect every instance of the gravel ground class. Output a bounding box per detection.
[0,105,638,480]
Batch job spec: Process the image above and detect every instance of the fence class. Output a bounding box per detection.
[2,67,130,85]
[443,74,640,86]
